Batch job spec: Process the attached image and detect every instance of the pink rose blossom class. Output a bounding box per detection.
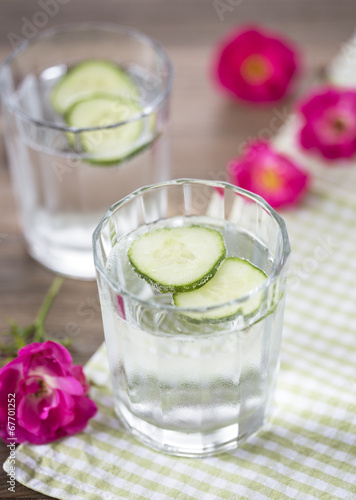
[0,341,97,445]
[213,26,300,103]
[228,141,309,208]
[298,87,356,159]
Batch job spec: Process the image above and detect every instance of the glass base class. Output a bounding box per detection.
[115,401,266,457]
[26,239,95,280]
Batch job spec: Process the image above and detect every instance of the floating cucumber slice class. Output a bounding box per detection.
[51,59,137,114]
[173,257,267,322]
[128,226,226,293]
[66,95,149,163]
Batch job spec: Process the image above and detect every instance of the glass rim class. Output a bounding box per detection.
[93,178,291,314]
[0,22,173,133]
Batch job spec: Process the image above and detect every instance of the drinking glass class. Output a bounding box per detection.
[0,23,173,279]
[93,179,290,457]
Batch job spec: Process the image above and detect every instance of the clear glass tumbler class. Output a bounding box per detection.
[0,23,173,279]
[93,179,290,457]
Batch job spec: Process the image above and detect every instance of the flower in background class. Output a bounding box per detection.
[298,87,356,159]
[228,141,309,208]
[213,26,300,104]
[0,341,97,445]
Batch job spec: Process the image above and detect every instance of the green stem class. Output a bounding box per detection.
[33,277,64,342]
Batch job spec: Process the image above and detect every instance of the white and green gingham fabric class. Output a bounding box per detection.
[4,41,356,500]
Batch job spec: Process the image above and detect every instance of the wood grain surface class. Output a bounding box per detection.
[1,0,356,497]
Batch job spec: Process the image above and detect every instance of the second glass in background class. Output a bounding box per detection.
[0,23,173,279]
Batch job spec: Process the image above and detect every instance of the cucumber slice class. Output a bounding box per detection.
[51,60,137,114]
[128,226,226,293]
[66,95,148,163]
[173,257,267,322]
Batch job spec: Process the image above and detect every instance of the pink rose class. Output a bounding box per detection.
[0,341,97,445]
[213,26,300,104]
[298,87,356,159]
[228,141,309,209]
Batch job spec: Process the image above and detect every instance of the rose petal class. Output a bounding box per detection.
[18,394,44,435]
[63,396,98,435]
[71,365,90,394]
[19,375,43,395]
[0,364,22,441]
[27,356,69,379]
[45,375,84,396]
[19,341,73,372]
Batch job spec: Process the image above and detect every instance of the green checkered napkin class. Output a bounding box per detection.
[4,43,356,500]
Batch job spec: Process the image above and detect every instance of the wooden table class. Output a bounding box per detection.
[1,0,355,497]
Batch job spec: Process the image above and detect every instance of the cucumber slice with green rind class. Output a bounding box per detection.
[51,59,137,114]
[173,257,267,322]
[66,95,148,163]
[128,226,226,293]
